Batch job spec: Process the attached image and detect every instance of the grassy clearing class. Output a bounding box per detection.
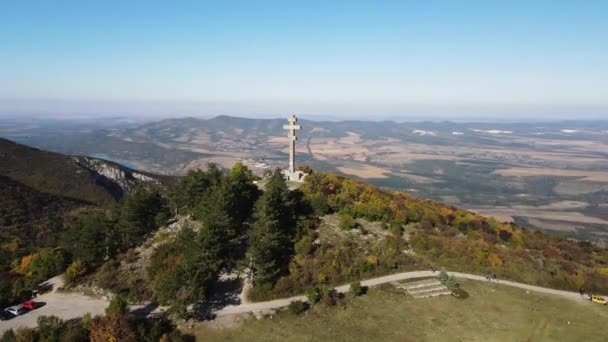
[186,280,608,342]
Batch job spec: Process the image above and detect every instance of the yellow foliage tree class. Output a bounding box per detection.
[366,255,379,265]
[596,267,608,276]
[487,253,503,268]
[12,253,38,276]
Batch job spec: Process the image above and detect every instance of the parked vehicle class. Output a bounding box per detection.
[5,306,28,316]
[590,295,607,305]
[19,300,37,310]
[0,310,15,321]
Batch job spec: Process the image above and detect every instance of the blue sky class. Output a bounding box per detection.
[1,1,607,119]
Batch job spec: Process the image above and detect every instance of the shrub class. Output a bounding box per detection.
[305,287,322,304]
[445,276,459,290]
[89,315,137,342]
[287,300,309,315]
[297,165,313,174]
[438,271,459,290]
[95,260,119,289]
[106,295,129,316]
[64,259,86,284]
[1,330,16,342]
[498,229,512,242]
[388,222,404,235]
[451,288,469,299]
[294,235,315,256]
[321,288,340,306]
[339,214,358,231]
[37,315,64,342]
[597,267,608,276]
[14,327,38,342]
[349,281,365,297]
[438,270,449,284]
[308,197,330,216]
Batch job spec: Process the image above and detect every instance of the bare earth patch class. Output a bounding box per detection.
[471,207,608,225]
[393,172,441,184]
[337,164,390,179]
[494,167,608,182]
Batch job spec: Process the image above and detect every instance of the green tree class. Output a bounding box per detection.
[148,227,218,304]
[63,213,112,267]
[106,295,129,316]
[339,213,358,230]
[37,315,64,342]
[170,164,223,214]
[1,329,16,342]
[225,162,260,226]
[26,248,67,281]
[64,259,86,284]
[116,186,169,248]
[349,281,364,297]
[305,286,321,304]
[287,300,308,315]
[248,170,296,287]
[195,186,240,265]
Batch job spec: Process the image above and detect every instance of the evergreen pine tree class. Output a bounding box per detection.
[170,163,223,214]
[116,186,169,248]
[225,162,260,227]
[248,170,295,287]
[197,185,239,268]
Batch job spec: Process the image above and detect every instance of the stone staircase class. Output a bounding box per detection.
[393,279,453,299]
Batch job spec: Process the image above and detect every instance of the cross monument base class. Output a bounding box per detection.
[281,170,308,182]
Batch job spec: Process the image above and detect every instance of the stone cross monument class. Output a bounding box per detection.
[283,114,301,173]
[281,114,308,182]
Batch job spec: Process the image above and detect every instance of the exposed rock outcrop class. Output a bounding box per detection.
[72,156,161,199]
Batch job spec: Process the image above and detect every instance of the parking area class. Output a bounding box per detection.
[0,276,108,334]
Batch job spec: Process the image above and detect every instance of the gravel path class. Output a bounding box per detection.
[1,270,585,334]
[215,270,584,317]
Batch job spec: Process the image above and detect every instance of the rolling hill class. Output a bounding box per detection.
[0,138,169,205]
[0,138,171,274]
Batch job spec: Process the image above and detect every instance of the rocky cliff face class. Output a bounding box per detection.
[72,156,161,198]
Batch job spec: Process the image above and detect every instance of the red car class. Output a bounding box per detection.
[19,300,37,310]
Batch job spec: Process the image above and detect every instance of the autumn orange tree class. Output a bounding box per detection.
[89,315,137,342]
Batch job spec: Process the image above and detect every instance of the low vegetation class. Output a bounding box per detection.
[187,280,608,341]
[0,308,189,342]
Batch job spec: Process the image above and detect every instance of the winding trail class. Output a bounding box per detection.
[215,270,583,317]
[0,270,587,334]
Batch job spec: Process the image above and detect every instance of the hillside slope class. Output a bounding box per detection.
[0,138,171,276]
[0,138,167,205]
[0,176,91,272]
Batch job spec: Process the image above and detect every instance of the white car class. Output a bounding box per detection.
[5,306,28,316]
